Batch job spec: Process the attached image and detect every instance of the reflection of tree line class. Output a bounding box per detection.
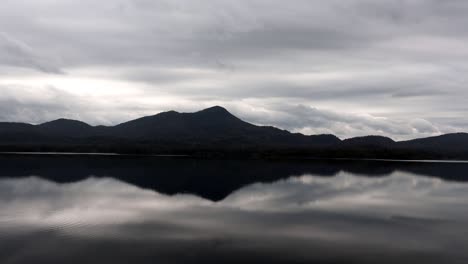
[0,155,466,201]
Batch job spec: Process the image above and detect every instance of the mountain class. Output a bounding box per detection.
[109,106,340,147]
[112,106,261,140]
[0,106,467,159]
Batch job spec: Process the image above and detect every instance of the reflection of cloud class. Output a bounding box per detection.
[1,171,468,229]
[223,171,468,217]
[1,171,468,263]
[0,177,210,228]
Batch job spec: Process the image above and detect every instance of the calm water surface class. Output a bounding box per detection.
[0,155,468,264]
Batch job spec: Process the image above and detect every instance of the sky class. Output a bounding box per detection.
[1,0,468,140]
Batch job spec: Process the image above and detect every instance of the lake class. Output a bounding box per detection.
[0,155,467,264]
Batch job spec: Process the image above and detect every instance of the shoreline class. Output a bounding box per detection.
[1,151,467,163]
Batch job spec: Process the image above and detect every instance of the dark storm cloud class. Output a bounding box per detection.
[0,0,468,139]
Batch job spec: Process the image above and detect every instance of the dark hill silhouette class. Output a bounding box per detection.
[112,106,260,140]
[38,119,93,137]
[398,133,468,151]
[0,122,44,142]
[110,106,341,147]
[343,136,395,147]
[0,106,467,159]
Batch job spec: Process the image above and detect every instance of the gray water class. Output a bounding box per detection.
[0,156,467,264]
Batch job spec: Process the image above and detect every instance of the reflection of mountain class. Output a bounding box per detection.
[0,155,467,201]
[1,106,468,159]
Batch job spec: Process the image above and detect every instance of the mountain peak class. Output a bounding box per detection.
[40,118,91,127]
[197,106,230,114]
[156,110,180,116]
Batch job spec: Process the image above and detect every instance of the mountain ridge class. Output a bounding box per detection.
[0,106,466,159]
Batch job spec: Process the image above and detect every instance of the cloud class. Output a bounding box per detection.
[229,103,446,139]
[0,32,63,74]
[0,0,468,139]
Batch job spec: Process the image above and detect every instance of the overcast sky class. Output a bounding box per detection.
[1,0,468,140]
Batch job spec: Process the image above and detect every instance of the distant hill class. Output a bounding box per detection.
[38,119,94,137]
[0,106,467,159]
[398,133,468,151]
[343,136,395,147]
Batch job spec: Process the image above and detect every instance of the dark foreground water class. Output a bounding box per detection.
[1,155,468,264]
